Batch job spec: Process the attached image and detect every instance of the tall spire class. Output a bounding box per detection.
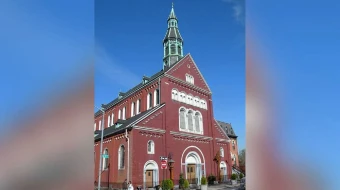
[163,3,184,69]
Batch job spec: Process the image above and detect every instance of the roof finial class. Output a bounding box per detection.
[172,2,174,8]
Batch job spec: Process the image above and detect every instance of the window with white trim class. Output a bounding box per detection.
[108,115,111,127]
[185,74,194,84]
[137,99,141,114]
[94,123,96,131]
[171,89,208,110]
[131,102,135,117]
[179,107,203,135]
[187,110,194,131]
[103,149,109,170]
[111,113,114,125]
[220,147,224,157]
[194,112,201,133]
[154,89,160,106]
[122,107,126,120]
[179,108,186,129]
[99,120,102,130]
[147,93,153,110]
[118,145,125,169]
[147,140,155,154]
[118,110,121,119]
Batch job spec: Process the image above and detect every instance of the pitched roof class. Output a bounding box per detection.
[94,103,165,141]
[94,55,190,117]
[94,69,165,117]
[216,120,238,138]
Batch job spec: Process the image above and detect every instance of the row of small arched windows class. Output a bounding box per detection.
[172,89,207,110]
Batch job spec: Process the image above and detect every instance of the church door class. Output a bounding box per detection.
[187,164,197,184]
[146,170,153,188]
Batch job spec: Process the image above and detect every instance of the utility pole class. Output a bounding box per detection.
[95,105,105,190]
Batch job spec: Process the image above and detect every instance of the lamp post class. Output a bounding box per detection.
[168,153,175,189]
[95,105,105,190]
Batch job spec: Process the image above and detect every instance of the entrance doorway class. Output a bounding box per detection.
[185,152,202,185]
[143,161,159,190]
[187,164,196,184]
[145,170,153,188]
[220,161,227,182]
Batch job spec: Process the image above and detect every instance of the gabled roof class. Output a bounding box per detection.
[164,53,212,93]
[94,103,165,141]
[94,56,187,118]
[94,69,165,117]
[216,120,238,138]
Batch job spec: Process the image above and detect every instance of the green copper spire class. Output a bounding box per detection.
[163,3,184,69]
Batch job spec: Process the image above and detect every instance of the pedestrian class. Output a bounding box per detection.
[128,181,133,190]
[123,179,127,190]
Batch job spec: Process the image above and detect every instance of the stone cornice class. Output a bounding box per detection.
[164,74,211,96]
[215,138,230,143]
[134,126,166,134]
[170,131,213,140]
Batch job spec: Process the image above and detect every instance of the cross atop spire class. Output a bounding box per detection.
[168,2,177,20]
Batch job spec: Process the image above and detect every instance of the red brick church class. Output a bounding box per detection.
[94,4,232,189]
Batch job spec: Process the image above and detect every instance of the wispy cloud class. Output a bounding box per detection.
[95,45,141,88]
[222,0,245,25]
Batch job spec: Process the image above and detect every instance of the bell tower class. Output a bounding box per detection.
[163,3,184,69]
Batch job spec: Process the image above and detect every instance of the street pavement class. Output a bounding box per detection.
[207,183,245,190]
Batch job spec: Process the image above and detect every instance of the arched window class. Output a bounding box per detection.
[118,110,121,119]
[180,92,186,103]
[195,112,200,132]
[103,149,109,170]
[136,99,141,114]
[171,89,177,100]
[108,115,111,127]
[147,93,152,110]
[122,107,126,120]
[99,120,102,130]
[179,108,186,130]
[147,140,155,154]
[187,110,194,131]
[94,123,96,131]
[186,94,191,104]
[111,113,114,124]
[194,97,199,107]
[118,145,125,169]
[171,44,176,54]
[220,147,224,157]
[154,89,160,105]
[131,102,135,117]
[178,46,182,55]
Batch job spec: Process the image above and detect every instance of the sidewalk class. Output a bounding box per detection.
[207,183,244,190]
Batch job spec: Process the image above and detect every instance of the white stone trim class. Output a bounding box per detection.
[134,126,166,134]
[170,131,212,140]
[165,73,211,95]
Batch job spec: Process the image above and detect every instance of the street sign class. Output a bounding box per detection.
[160,156,168,160]
[161,160,167,169]
[102,154,109,159]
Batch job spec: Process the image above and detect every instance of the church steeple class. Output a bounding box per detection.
[163,3,184,69]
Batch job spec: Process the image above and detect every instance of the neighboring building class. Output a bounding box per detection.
[94,4,233,189]
[217,121,242,174]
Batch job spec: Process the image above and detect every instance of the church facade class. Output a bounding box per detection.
[94,4,232,189]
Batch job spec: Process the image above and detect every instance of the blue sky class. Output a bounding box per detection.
[0,0,93,133]
[248,0,340,187]
[95,0,245,150]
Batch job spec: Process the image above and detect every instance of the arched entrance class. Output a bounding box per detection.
[185,152,202,185]
[143,160,159,189]
[220,161,227,182]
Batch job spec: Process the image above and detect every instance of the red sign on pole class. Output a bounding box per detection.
[161,160,167,169]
